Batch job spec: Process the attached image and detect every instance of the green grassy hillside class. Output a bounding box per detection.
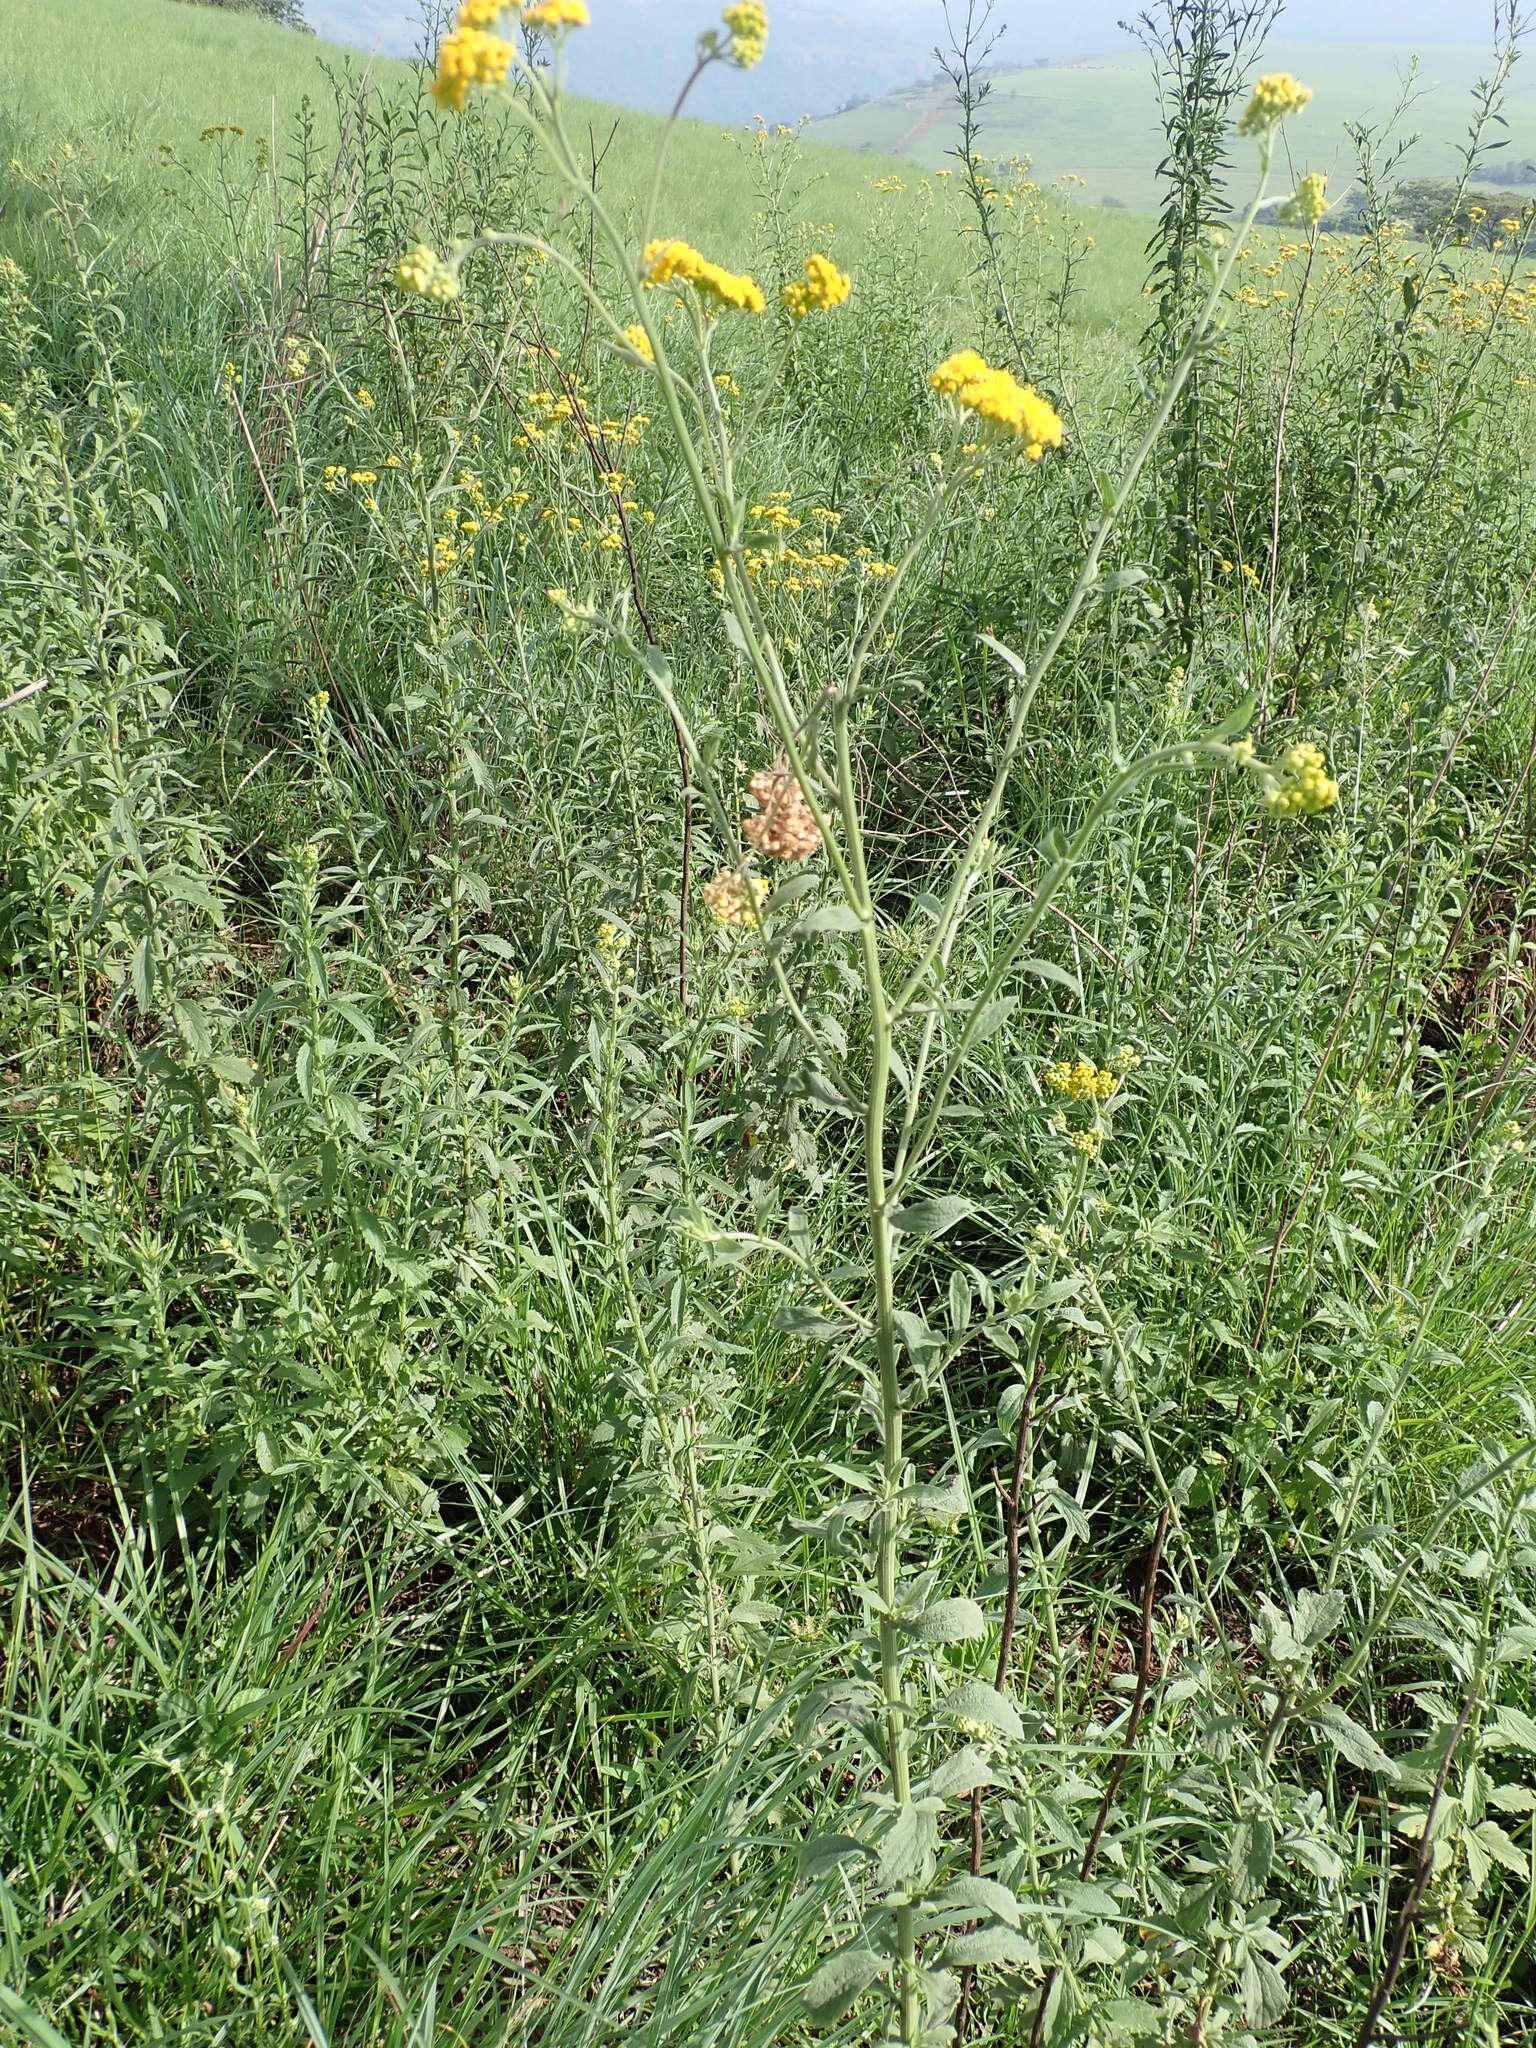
[815,40,1536,213]
[0,0,1151,329]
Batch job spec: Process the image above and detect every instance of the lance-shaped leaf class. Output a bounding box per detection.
[898,1596,987,1644]
[803,1946,887,2023]
[937,1678,1025,1740]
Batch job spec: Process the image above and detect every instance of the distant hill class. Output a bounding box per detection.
[812,41,1536,215]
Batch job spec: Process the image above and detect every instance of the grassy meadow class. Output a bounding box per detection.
[815,40,1536,215]
[3,3,1536,2046]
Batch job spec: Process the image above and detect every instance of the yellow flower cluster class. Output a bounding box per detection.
[643,239,765,315]
[1043,1057,1121,1103]
[432,23,513,109]
[721,1,767,68]
[1279,172,1328,229]
[620,321,654,362]
[928,351,1064,459]
[523,0,589,26]
[704,871,768,927]
[396,243,461,300]
[781,252,851,319]
[1238,73,1312,137]
[1264,740,1339,818]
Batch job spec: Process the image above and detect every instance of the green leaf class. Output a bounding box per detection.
[1101,1999,1164,2036]
[1487,1706,1536,1755]
[1293,1587,1345,1649]
[939,1679,1025,1740]
[915,1744,996,1802]
[939,1874,1022,1929]
[891,1309,941,1361]
[797,1831,871,1878]
[890,1195,974,1239]
[130,934,155,1012]
[0,1987,74,2048]
[172,996,212,1059]
[941,1924,1037,1969]
[948,1268,973,1335]
[803,1947,885,2023]
[1473,1818,1530,1877]
[900,1597,986,1644]
[1314,1704,1398,1780]
[793,902,863,936]
[964,995,1016,1042]
[878,1799,929,1883]
[1228,1816,1274,1897]
[774,1306,848,1341]
[904,1476,967,1525]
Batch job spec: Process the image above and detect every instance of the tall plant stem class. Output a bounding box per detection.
[831,689,919,2043]
[953,1345,1049,2044]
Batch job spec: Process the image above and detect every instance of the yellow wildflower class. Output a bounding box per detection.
[1238,73,1312,137]
[396,243,461,301]
[1043,1056,1120,1104]
[455,0,505,20]
[1263,739,1339,818]
[431,24,513,110]
[781,252,851,318]
[928,350,1063,459]
[619,321,654,362]
[522,0,589,27]
[1279,171,1328,229]
[643,239,765,314]
[721,1,767,67]
[928,348,989,395]
[704,870,768,927]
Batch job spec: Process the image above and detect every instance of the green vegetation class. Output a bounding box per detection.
[816,41,1536,214]
[4,2,1536,2046]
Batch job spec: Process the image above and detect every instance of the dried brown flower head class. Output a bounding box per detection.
[742,760,822,861]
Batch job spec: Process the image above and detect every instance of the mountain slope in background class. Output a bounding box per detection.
[813,39,1536,214]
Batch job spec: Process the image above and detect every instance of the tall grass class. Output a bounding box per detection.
[3,3,1536,2045]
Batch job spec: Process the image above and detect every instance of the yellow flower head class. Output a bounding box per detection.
[395,243,461,301]
[928,348,989,395]
[643,239,765,315]
[721,1,767,67]
[432,24,513,109]
[704,869,769,927]
[456,0,505,21]
[619,321,654,362]
[1278,171,1328,229]
[1238,73,1312,137]
[781,252,851,318]
[1043,1056,1120,1104]
[928,350,1063,459]
[1263,739,1339,818]
[522,0,589,26]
